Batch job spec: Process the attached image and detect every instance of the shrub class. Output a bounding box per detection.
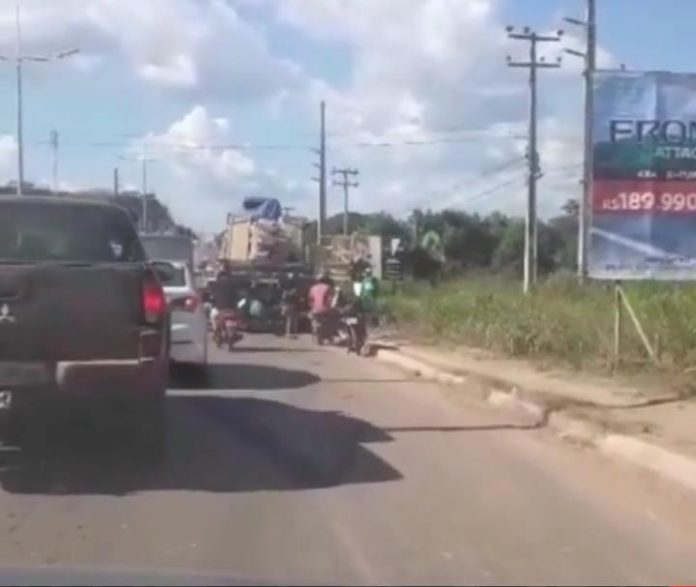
[385,275,696,372]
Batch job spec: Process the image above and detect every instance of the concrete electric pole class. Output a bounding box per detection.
[332,167,359,236]
[119,142,157,233]
[506,26,563,293]
[0,3,79,196]
[113,167,120,197]
[564,0,597,282]
[311,101,328,244]
[49,130,59,194]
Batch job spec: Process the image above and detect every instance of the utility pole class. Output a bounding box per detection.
[0,3,79,196]
[564,0,597,282]
[113,167,120,197]
[49,130,59,194]
[119,142,157,233]
[311,101,328,244]
[506,26,563,293]
[332,167,359,235]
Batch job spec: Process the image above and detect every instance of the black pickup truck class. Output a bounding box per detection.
[0,197,169,458]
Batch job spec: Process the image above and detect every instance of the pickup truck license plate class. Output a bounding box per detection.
[345,317,359,325]
[0,362,52,386]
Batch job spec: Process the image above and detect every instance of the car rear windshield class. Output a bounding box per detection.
[151,261,188,287]
[0,201,145,263]
[140,236,194,265]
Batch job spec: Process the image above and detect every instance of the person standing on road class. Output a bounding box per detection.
[281,275,300,338]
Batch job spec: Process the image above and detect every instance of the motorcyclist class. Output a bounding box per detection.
[356,266,380,327]
[308,272,334,344]
[212,271,242,345]
[337,292,368,354]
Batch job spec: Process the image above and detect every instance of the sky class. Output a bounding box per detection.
[0,0,693,232]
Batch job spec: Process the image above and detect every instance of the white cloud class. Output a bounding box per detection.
[0,0,305,102]
[148,105,257,182]
[271,0,614,219]
[0,0,609,225]
[134,106,310,231]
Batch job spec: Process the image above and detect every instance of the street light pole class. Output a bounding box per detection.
[141,143,149,232]
[16,4,24,196]
[50,130,59,194]
[0,3,79,196]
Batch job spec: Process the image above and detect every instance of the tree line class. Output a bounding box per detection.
[0,182,196,239]
[307,198,580,279]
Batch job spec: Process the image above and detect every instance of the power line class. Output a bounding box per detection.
[478,156,526,178]
[343,136,524,149]
[444,156,525,194]
[540,161,584,178]
[459,161,582,205]
[299,124,526,140]
[45,133,529,153]
[461,175,527,204]
[454,164,581,208]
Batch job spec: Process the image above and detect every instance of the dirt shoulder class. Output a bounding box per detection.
[371,329,696,465]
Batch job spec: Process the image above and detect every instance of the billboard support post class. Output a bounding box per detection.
[613,282,622,367]
[614,283,659,366]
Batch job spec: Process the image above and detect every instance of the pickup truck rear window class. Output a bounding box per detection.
[0,201,145,263]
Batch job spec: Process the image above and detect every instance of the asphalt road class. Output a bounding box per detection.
[0,334,695,585]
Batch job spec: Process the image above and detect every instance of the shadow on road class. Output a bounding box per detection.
[384,423,542,433]
[171,363,321,391]
[0,396,401,496]
[232,347,318,354]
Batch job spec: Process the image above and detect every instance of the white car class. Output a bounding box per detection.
[151,260,208,373]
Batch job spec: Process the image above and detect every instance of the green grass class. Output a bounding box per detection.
[383,274,696,373]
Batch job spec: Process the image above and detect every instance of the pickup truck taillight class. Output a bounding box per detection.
[142,277,167,324]
[170,295,200,313]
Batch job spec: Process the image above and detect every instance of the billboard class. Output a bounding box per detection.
[590,71,696,280]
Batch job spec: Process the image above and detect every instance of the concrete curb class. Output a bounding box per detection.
[371,344,696,494]
[373,349,467,386]
[599,434,696,493]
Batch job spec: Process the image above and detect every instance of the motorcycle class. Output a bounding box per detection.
[312,312,333,346]
[337,304,368,356]
[213,309,243,351]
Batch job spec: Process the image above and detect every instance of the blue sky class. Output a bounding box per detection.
[0,0,691,231]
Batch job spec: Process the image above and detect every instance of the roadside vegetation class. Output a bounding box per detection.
[384,275,696,374]
[300,198,696,377]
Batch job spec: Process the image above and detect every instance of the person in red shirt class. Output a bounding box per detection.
[308,273,334,344]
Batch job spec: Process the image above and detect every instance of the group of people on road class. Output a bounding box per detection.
[206,260,379,351]
[303,264,379,350]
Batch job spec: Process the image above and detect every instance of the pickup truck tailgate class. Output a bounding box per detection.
[0,264,148,362]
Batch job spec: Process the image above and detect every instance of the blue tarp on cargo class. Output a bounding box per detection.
[242,197,282,221]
